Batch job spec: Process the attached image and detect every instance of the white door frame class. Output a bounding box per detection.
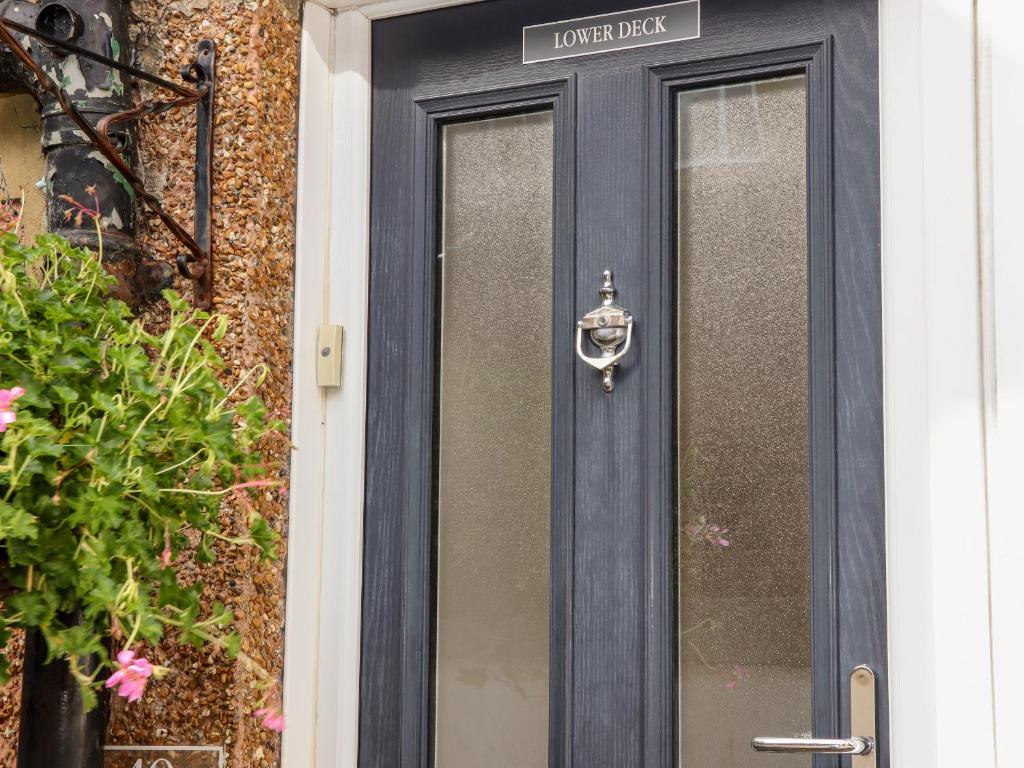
[282,1,1007,767]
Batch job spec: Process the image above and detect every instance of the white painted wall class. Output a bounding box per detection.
[283,1,1024,767]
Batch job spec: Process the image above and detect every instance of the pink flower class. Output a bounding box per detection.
[255,705,286,732]
[105,649,155,703]
[724,664,751,690]
[685,517,732,549]
[0,386,25,432]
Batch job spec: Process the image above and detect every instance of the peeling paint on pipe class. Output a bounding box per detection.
[0,0,172,302]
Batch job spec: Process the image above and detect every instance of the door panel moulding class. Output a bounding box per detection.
[283,5,529,766]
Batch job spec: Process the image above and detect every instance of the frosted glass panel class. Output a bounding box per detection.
[676,76,811,768]
[435,112,553,768]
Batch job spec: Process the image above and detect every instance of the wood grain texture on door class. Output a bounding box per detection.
[362,2,882,767]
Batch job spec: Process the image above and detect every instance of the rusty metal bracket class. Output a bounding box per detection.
[0,17,216,308]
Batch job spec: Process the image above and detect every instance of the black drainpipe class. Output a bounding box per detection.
[0,2,167,764]
[0,0,172,302]
[17,616,109,768]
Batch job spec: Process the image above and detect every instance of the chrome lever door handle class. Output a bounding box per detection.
[752,736,872,755]
[576,270,633,393]
[752,665,877,767]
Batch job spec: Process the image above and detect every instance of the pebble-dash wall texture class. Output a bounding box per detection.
[0,0,302,764]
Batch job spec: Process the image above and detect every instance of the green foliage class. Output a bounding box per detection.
[0,232,283,701]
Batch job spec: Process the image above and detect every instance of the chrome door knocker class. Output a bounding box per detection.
[576,270,634,393]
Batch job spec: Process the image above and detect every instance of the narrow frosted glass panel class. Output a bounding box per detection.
[676,76,811,768]
[436,112,553,768]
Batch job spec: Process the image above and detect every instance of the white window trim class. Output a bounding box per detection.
[283,1,1008,767]
[976,3,1024,767]
[879,1,996,766]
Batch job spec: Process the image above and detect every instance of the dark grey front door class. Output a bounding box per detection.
[360,2,885,768]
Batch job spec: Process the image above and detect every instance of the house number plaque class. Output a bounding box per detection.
[523,0,700,64]
[103,746,224,768]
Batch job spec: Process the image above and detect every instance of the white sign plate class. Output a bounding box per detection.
[523,1,701,64]
[103,745,225,768]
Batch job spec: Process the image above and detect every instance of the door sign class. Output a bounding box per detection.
[523,1,700,64]
[103,746,224,768]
